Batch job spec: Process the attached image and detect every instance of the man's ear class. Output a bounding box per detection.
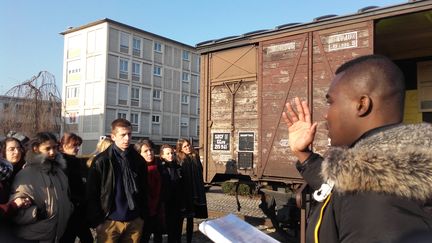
[32,145,39,153]
[357,95,372,117]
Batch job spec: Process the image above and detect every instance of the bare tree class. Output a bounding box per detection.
[1,71,63,138]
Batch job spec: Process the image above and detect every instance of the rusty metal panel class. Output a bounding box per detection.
[210,45,257,83]
[258,21,374,180]
[207,82,259,181]
[260,34,309,179]
[311,21,374,155]
[201,45,259,183]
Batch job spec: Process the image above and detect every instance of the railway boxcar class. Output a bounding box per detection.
[196,1,432,241]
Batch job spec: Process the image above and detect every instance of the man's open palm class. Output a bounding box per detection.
[282,97,318,154]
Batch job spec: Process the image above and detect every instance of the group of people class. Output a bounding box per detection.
[0,118,208,243]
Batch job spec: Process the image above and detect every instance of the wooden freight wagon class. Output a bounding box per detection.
[196,0,432,241]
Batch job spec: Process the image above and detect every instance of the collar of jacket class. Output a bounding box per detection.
[24,150,67,172]
[321,123,432,202]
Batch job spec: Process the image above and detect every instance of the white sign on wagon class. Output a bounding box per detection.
[328,31,358,52]
[266,42,296,54]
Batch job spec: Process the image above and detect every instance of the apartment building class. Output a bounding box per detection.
[61,19,200,154]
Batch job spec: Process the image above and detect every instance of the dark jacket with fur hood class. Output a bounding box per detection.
[297,123,432,243]
[9,151,73,243]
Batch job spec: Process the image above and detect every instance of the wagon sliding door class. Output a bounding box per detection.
[258,21,374,180]
[201,45,258,183]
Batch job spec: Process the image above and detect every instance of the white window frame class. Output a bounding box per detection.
[154,42,162,52]
[130,112,140,132]
[182,72,189,82]
[118,84,129,105]
[120,32,129,53]
[132,37,141,56]
[66,86,79,99]
[181,95,189,104]
[153,89,161,100]
[182,50,190,61]
[119,59,129,79]
[131,86,140,106]
[132,62,141,81]
[152,115,160,124]
[153,65,162,76]
[117,110,128,119]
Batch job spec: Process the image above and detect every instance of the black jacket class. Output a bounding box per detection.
[86,144,148,227]
[160,158,184,211]
[298,123,432,243]
[62,153,87,207]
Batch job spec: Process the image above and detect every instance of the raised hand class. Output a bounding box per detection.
[282,97,318,162]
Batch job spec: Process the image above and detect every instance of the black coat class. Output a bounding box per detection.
[85,144,148,227]
[160,158,184,211]
[62,153,87,207]
[298,124,432,243]
[178,154,208,219]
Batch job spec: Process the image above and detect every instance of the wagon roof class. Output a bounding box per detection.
[196,0,432,53]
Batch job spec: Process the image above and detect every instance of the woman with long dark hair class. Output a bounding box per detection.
[0,137,26,179]
[175,138,207,243]
[10,132,73,242]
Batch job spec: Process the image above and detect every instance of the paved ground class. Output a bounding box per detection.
[180,186,287,243]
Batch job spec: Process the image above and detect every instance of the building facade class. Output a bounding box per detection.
[61,19,200,154]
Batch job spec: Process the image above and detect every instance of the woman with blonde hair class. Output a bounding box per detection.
[175,138,207,243]
[86,136,113,168]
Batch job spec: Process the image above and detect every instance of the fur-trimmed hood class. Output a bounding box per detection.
[322,123,432,202]
[24,150,67,172]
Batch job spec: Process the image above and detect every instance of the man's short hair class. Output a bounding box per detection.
[111,118,132,132]
[335,54,405,112]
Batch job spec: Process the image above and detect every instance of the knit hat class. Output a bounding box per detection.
[0,158,13,181]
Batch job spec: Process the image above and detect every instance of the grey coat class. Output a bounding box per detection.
[10,151,73,243]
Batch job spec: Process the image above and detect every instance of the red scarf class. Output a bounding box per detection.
[147,164,161,216]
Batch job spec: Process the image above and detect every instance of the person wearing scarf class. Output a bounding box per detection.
[86,118,148,243]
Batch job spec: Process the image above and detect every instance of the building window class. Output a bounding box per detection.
[131,86,140,107]
[154,42,162,52]
[182,50,190,61]
[153,66,162,76]
[182,72,189,82]
[181,117,189,127]
[66,86,79,99]
[118,110,128,119]
[118,84,128,105]
[66,111,79,124]
[120,32,129,54]
[181,95,189,104]
[132,62,141,82]
[130,113,139,132]
[152,115,160,124]
[153,90,161,100]
[119,59,128,79]
[132,37,141,57]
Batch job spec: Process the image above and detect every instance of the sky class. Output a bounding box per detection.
[0,0,405,95]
